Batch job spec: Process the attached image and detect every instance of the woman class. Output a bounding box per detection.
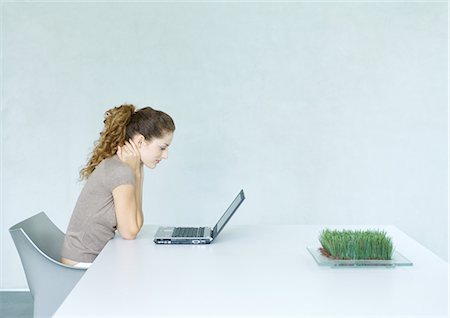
[61,104,175,268]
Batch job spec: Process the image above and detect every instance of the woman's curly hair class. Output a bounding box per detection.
[80,103,175,180]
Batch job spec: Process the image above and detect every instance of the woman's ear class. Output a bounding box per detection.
[133,134,145,148]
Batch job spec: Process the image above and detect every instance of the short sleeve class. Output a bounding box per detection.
[103,159,135,192]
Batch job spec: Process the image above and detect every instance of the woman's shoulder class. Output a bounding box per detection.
[101,154,121,166]
[101,155,130,172]
[100,155,135,188]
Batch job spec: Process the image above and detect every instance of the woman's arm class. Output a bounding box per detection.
[113,184,141,240]
[134,165,144,229]
[115,139,144,240]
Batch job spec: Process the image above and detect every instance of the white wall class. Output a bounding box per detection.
[1,2,447,289]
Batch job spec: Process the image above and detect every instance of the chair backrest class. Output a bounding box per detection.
[9,212,65,262]
[9,212,86,318]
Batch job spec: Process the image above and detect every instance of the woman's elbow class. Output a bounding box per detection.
[121,233,137,240]
[118,227,140,240]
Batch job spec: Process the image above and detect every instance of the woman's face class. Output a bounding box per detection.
[134,132,174,169]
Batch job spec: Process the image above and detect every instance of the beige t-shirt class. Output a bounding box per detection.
[61,155,134,263]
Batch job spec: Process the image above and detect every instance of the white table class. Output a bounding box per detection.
[54,225,448,317]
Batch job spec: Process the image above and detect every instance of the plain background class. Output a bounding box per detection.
[1,1,448,289]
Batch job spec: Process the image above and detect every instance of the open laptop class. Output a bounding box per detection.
[153,189,245,244]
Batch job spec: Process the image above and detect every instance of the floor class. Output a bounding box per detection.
[0,291,33,318]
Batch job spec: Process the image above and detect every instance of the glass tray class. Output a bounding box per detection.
[307,247,413,267]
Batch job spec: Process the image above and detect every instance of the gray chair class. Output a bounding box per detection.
[9,212,87,318]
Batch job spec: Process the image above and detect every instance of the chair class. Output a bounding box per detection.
[9,212,87,318]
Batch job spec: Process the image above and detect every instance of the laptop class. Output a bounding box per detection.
[153,189,245,244]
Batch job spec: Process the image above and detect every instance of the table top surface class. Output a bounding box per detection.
[54,224,449,318]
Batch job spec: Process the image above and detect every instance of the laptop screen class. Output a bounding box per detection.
[212,190,245,239]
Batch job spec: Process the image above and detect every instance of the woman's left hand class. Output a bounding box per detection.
[117,139,142,173]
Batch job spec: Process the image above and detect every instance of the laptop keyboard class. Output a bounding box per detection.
[172,227,206,238]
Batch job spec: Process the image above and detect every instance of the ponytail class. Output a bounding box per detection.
[80,104,135,180]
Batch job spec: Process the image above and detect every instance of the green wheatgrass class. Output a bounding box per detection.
[319,229,394,260]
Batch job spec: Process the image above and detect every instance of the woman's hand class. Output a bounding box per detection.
[117,139,142,173]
